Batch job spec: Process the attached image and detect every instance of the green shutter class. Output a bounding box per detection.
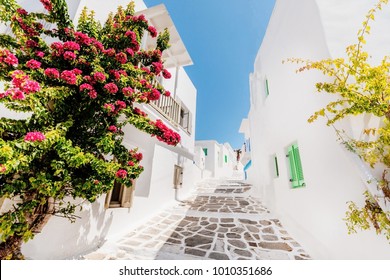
[265,78,270,96]
[293,145,305,187]
[224,155,227,163]
[287,146,299,188]
[287,144,305,188]
[274,156,279,177]
[203,148,208,156]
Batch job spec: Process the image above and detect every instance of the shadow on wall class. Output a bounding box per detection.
[22,197,114,259]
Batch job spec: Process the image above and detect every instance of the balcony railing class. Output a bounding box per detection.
[149,93,181,127]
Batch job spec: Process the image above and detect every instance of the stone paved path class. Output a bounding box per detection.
[84,179,311,260]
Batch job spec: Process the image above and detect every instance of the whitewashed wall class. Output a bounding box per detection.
[248,0,390,259]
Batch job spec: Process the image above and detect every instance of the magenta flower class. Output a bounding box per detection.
[26,59,41,69]
[35,51,45,58]
[115,169,127,178]
[125,48,134,57]
[88,90,97,99]
[40,0,53,11]
[108,125,117,132]
[79,83,93,91]
[24,131,46,142]
[115,100,126,111]
[148,26,158,38]
[60,70,77,85]
[63,51,76,61]
[104,83,118,94]
[12,89,25,100]
[104,103,115,113]
[152,62,163,75]
[44,68,60,79]
[0,49,18,66]
[148,88,160,101]
[93,72,106,82]
[122,87,134,97]
[127,161,135,166]
[63,41,80,51]
[162,69,171,79]
[164,90,171,97]
[22,80,40,94]
[115,52,127,64]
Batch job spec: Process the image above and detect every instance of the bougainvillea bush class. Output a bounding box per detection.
[0,0,180,259]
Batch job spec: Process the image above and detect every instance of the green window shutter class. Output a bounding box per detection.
[293,145,305,187]
[287,146,299,188]
[265,78,270,96]
[224,155,228,163]
[287,144,305,188]
[203,148,208,156]
[274,156,279,177]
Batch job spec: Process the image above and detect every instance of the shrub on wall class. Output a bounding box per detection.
[288,0,390,241]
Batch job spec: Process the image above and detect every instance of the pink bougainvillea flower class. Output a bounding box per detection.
[122,87,134,97]
[63,51,76,61]
[127,161,135,166]
[148,88,160,101]
[164,90,171,97]
[11,89,25,100]
[63,41,80,51]
[108,125,117,132]
[115,100,126,111]
[148,25,158,38]
[60,70,77,85]
[26,59,41,69]
[44,68,60,79]
[40,0,53,11]
[115,169,127,178]
[93,72,106,82]
[0,49,18,66]
[115,52,127,64]
[104,83,118,94]
[35,51,45,58]
[152,62,163,75]
[24,131,46,142]
[88,90,97,99]
[104,103,115,113]
[162,69,171,79]
[79,83,93,91]
[125,48,134,57]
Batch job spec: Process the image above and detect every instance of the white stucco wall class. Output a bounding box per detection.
[248,0,390,259]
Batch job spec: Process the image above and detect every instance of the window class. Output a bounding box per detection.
[105,180,135,208]
[274,155,279,178]
[173,165,183,188]
[224,155,228,163]
[179,103,192,135]
[203,148,208,156]
[286,144,305,188]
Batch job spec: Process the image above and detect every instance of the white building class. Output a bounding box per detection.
[195,140,237,179]
[243,0,390,259]
[0,0,200,259]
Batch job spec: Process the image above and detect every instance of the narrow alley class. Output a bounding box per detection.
[84,179,311,260]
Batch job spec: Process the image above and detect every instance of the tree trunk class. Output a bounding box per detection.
[0,197,54,260]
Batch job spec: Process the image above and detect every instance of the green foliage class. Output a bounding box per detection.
[289,0,390,240]
[0,0,179,259]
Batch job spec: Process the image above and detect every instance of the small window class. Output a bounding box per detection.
[274,155,279,178]
[286,144,305,188]
[224,155,228,163]
[173,165,183,188]
[203,148,208,156]
[105,180,135,208]
[179,103,192,135]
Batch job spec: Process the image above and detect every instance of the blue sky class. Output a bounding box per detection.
[145,0,276,149]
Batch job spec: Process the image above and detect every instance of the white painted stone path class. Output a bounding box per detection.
[84,179,311,260]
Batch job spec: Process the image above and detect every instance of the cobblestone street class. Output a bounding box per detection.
[84,179,311,260]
